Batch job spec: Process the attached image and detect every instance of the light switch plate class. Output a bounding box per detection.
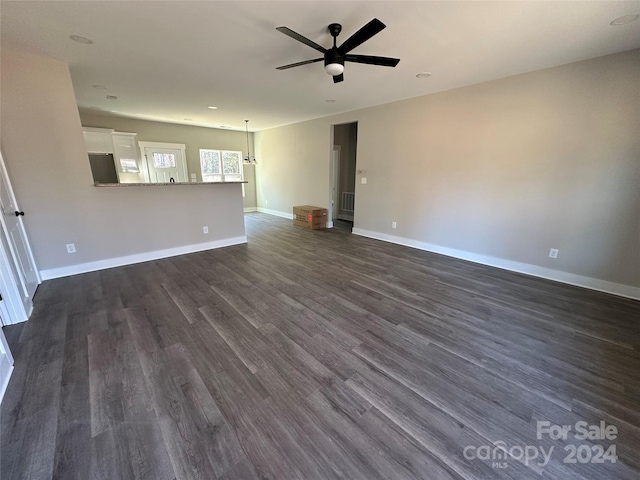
[361,177,367,184]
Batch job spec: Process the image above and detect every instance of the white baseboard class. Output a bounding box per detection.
[40,236,248,280]
[243,207,258,213]
[352,228,639,300]
[327,221,334,228]
[257,207,293,219]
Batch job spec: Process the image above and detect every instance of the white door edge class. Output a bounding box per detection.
[0,299,15,405]
[0,153,41,286]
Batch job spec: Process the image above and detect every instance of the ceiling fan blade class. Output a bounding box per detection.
[276,26,327,53]
[333,73,344,83]
[338,18,386,54]
[276,58,323,70]
[345,54,400,67]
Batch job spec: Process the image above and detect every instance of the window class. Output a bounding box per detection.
[153,152,176,168]
[200,150,221,181]
[200,149,243,183]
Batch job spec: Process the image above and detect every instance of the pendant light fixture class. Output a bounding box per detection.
[243,120,257,164]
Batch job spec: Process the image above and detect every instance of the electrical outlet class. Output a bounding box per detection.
[203,226,209,234]
[392,221,397,229]
[66,243,76,253]
[361,177,367,184]
[549,248,559,259]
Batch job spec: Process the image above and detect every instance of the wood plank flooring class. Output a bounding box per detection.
[1,212,639,479]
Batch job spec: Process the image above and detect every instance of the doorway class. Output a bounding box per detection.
[138,142,188,183]
[331,122,358,232]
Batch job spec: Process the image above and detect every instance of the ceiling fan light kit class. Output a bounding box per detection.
[276,18,400,83]
[325,63,344,76]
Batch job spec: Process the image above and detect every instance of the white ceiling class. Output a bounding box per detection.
[2,1,639,131]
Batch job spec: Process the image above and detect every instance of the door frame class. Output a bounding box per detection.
[330,121,359,226]
[0,232,29,325]
[330,146,341,222]
[0,298,15,404]
[138,141,188,183]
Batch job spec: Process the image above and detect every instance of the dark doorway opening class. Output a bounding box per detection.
[331,122,358,233]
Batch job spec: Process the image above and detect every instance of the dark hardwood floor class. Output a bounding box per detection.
[1,212,639,479]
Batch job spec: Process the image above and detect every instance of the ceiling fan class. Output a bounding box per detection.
[275,18,400,83]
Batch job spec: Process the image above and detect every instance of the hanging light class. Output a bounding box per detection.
[243,119,257,164]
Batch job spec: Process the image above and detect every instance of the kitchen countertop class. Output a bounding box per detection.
[94,181,247,187]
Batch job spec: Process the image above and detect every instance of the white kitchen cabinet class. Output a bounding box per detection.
[82,128,145,184]
[111,132,145,183]
[82,127,115,153]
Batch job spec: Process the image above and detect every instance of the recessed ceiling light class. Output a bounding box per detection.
[325,99,336,103]
[610,14,639,25]
[69,35,93,44]
[106,95,118,100]
[207,106,218,110]
[219,125,233,129]
[92,85,107,90]
[416,72,431,79]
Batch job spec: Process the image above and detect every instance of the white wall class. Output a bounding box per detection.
[1,49,246,275]
[255,49,640,295]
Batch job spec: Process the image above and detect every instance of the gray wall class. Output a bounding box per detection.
[78,112,258,210]
[241,164,257,210]
[1,48,246,272]
[255,49,640,289]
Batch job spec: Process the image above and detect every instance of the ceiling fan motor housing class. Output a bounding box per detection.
[324,23,345,76]
[325,48,345,68]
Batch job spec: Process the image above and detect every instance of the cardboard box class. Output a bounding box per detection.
[293,205,327,229]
